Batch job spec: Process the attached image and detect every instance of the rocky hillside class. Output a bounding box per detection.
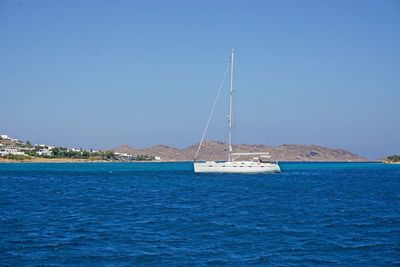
[113,140,368,162]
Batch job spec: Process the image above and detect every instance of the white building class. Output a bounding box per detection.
[37,148,52,156]
[0,147,26,156]
[115,152,132,159]
[35,144,55,149]
[36,144,48,148]
[0,134,19,142]
[0,134,9,140]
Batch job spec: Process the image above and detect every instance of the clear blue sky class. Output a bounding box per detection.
[0,0,399,159]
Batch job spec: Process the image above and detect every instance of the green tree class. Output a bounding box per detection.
[104,151,115,160]
[81,151,90,158]
[26,150,37,157]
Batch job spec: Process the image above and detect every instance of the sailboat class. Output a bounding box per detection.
[193,48,281,174]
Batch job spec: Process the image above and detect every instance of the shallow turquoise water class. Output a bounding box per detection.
[0,162,399,265]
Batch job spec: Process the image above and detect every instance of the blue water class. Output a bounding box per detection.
[1,162,399,266]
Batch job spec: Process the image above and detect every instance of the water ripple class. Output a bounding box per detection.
[0,162,399,265]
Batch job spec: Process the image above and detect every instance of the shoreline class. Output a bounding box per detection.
[0,159,383,164]
[0,158,109,163]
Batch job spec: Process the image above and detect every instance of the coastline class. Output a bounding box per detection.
[0,158,109,163]
[0,157,169,163]
[0,158,383,164]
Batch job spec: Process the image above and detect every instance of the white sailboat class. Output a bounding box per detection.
[194,49,281,174]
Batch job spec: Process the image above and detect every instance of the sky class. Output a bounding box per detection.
[0,0,399,159]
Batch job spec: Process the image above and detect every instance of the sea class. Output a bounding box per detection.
[0,162,399,266]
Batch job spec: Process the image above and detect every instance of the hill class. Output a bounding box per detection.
[113,140,368,162]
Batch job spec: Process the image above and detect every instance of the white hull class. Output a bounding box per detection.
[194,161,281,174]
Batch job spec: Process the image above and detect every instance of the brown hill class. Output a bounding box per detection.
[113,140,368,162]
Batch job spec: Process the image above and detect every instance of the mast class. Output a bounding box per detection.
[228,48,234,162]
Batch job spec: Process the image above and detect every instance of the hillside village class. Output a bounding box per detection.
[0,134,158,162]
